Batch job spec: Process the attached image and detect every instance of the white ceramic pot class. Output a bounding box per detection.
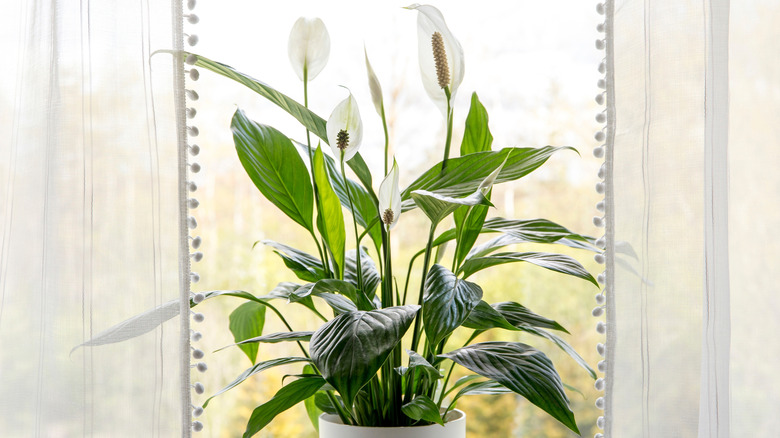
[319,410,466,438]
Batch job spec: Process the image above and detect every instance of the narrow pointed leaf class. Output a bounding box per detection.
[202,357,312,408]
[516,325,596,379]
[411,189,492,226]
[423,264,483,347]
[303,365,324,432]
[459,251,598,287]
[232,109,314,231]
[492,301,568,333]
[450,379,512,408]
[313,145,346,277]
[229,301,267,364]
[396,350,442,381]
[452,201,490,271]
[310,278,374,311]
[216,332,313,353]
[401,395,444,426]
[310,305,420,406]
[313,292,358,315]
[462,300,518,332]
[263,240,326,282]
[402,146,575,211]
[242,376,325,438]
[460,92,493,155]
[441,342,579,434]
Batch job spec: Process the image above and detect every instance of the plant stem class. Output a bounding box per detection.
[381,102,389,176]
[437,331,480,408]
[341,157,364,292]
[441,87,453,171]
[402,250,424,306]
[409,223,437,354]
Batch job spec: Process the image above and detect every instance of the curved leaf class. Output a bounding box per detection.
[401,146,574,211]
[232,109,314,231]
[202,357,311,408]
[243,376,325,438]
[441,342,578,434]
[459,251,598,287]
[229,301,267,364]
[492,301,568,333]
[460,92,493,156]
[263,240,325,283]
[423,264,483,347]
[215,332,314,353]
[313,145,346,277]
[310,305,420,406]
[401,395,444,426]
[450,379,512,409]
[344,249,381,299]
[396,350,442,381]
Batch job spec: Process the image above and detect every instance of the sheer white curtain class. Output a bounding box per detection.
[0,1,194,436]
[602,0,780,436]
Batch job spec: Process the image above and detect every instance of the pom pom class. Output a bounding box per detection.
[594,253,606,264]
[595,397,605,409]
[596,3,605,14]
[186,14,199,24]
[191,272,200,283]
[193,312,204,322]
[597,79,606,89]
[189,69,200,81]
[598,163,606,179]
[185,54,197,65]
[188,126,199,137]
[188,198,200,209]
[595,292,606,304]
[191,331,202,342]
[193,382,205,394]
[597,272,606,283]
[188,216,198,229]
[595,182,605,194]
[186,108,197,119]
[187,0,196,10]
[189,144,200,156]
[598,360,607,372]
[191,251,203,262]
[596,236,606,249]
[592,306,604,317]
[191,236,202,249]
[196,362,208,373]
[190,162,201,173]
[596,112,607,123]
[193,406,204,417]
[186,89,199,100]
[597,343,606,356]
[192,348,205,359]
[595,130,606,141]
[595,378,605,391]
[597,23,606,33]
[596,39,605,50]
[192,292,205,303]
[188,34,199,46]
[597,416,606,429]
[188,182,197,192]
[595,92,606,105]
[593,216,605,227]
[596,321,607,334]
[593,146,605,158]
[596,200,606,212]
[192,421,203,432]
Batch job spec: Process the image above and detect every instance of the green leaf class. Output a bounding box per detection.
[295,279,374,311]
[243,376,325,438]
[423,264,483,347]
[459,251,598,287]
[411,189,492,226]
[202,357,311,408]
[465,218,598,260]
[303,365,323,433]
[344,249,381,300]
[229,301,266,364]
[449,379,512,408]
[461,300,519,332]
[263,240,326,283]
[310,305,420,407]
[187,53,375,196]
[401,395,444,426]
[313,145,346,278]
[518,325,597,379]
[314,391,340,415]
[396,349,442,381]
[460,92,493,156]
[441,342,579,434]
[492,301,568,333]
[453,202,490,271]
[231,109,314,231]
[402,146,574,211]
[216,331,314,353]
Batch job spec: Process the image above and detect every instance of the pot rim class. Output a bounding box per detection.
[319,409,465,430]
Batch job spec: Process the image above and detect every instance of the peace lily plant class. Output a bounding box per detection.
[101,4,598,437]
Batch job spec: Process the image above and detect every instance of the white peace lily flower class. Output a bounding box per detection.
[364,47,384,116]
[379,160,402,229]
[287,17,331,82]
[326,92,363,162]
[406,4,465,116]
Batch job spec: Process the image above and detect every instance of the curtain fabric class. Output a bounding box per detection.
[603,0,780,436]
[0,1,191,437]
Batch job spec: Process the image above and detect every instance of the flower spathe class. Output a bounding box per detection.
[364,47,384,116]
[327,92,363,162]
[288,17,331,82]
[406,4,465,116]
[378,159,402,229]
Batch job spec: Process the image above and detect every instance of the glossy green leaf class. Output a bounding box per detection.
[460,92,493,156]
[303,365,323,432]
[202,357,311,408]
[243,376,325,438]
[187,53,375,195]
[459,251,598,287]
[396,350,442,381]
[423,264,483,347]
[310,305,420,406]
[401,395,444,426]
[221,331,313,351]
[441,342,579,434]
[449,379,512,408]
[411,189,492,226]
[453,202,490,271]
[229,301,266,364]
[313,145,346,278]
[314,292,358,315]
[401,146,574,211]
[232,109,314,231]
[304,279,374,311]
[516,325,597,379]
[492,301,568,333]
[313,391,339,415]
[263,240,326,283]
[461,300,519,332]
[344,249,381,300]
